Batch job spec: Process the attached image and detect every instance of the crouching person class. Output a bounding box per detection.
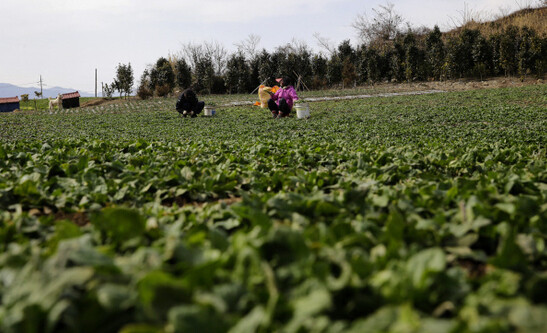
[267,76,298,118]
[176,88,204,118]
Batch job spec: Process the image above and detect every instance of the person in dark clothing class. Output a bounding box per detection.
[176,89,205,117]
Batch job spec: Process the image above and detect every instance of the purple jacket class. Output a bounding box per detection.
[271,85,299,109]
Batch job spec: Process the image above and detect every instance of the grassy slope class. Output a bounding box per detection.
[449,6,547,37]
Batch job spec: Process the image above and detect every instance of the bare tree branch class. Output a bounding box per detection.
[177,40,227,76]
[514,0,536,9]
[352,2,406,46]
[234,34,261,59]
[203,40,227,76]
[289,38,311,54]
[447,2,487,29]
[178,42,203,70]
[313,32,336,55]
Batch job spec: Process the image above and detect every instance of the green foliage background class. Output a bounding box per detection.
[0,85,546,332]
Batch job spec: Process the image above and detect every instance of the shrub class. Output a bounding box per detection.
[155,84,171,97]
[137,83,153,100]
[103,83,115,99]
[150,57,175,94]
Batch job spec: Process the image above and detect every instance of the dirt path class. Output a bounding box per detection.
[220,89,447,107]
[221,76,544,107]
[302,89,446,102]
[76,76,544,109]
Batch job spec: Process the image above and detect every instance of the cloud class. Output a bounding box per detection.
[2,0,522,93]
[6,0,343,23]
[9,0,132,14]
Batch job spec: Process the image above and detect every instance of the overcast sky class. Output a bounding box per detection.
[0,0,535,96]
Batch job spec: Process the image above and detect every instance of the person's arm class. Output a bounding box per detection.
[176,94,185,111]
[288,87,299,102]
[270,88,280,101]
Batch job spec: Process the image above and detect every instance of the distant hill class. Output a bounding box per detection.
[449,6,546,37]
[0,83,94,99]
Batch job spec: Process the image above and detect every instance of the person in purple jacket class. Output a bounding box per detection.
[267,76,299,118]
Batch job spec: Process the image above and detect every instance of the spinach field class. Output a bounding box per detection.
[0,85,546,332]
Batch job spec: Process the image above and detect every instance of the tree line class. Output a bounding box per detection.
[133,24,544,99]
[114,3,544,99]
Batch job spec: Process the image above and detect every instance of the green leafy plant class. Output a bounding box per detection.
[0,85,545,332]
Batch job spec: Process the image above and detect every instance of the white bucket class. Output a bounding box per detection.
[294,103,310,119]
[204,106,215,116]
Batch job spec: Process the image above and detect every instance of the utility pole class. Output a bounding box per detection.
[39,75,43,97]
[95,69,98,97]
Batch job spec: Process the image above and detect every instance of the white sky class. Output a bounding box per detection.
[0,0,534,96]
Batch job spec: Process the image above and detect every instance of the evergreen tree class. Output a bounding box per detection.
[257,50,276,86]
[472,34,493,80]
[311,54,328,89]
[446,29,480,78]
[114,63,134,99]
[402,32,426,81]
[365,48,382,83]
[225,53,250,94]
[193,56,215,94]
[327,54,343,86]
[390,37,406,82]
[337,40,357,87]
[489,34,503,76]
[248,56,261,92]
[338,40,356,64]
[290,48,313,90]
[530,32,547,77]
[342,58,357,87]
[499,26,519,76]
[356,45,369,84]
[517,27,537,78]
[425,26,446,80]
[174,58,192,90]
[271,49,289,78]
[150,57,175,96]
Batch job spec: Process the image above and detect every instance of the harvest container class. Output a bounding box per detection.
[294,103,310,119]
[204,106,216,116]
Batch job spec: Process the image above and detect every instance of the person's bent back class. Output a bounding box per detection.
[176,89,204,118]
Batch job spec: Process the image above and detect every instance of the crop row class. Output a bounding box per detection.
[0,85,545,332]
